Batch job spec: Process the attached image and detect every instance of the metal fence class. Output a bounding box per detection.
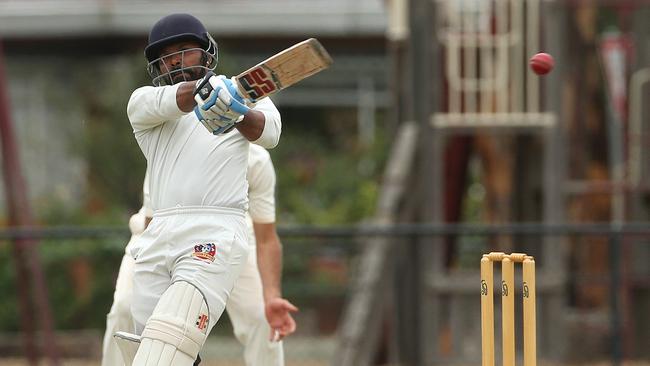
[0,223,649,365]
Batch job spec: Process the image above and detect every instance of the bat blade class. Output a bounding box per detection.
[235,38,333,102]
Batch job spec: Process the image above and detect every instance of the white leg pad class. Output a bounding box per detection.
[113,331,141,366]
[133,281,210,365]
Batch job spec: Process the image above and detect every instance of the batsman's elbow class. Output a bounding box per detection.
[253,121,281,149]
[126,88,148,130]
[250,98,282,148]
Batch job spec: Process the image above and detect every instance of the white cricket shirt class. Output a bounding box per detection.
[127,83,281,212]
[138,144,277,234]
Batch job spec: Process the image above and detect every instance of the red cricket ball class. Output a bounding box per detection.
[529,53,555,75]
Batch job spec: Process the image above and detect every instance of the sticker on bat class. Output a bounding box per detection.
[238,67,278,100]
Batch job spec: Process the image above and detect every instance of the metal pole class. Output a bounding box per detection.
[542,0,570,360]
[0,40,60,365]
[609,231,622,366]
[402,0,432,366]
[0,38,39,366]
[408,0,436,364]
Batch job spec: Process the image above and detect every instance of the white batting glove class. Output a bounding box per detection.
[193,73,251,135]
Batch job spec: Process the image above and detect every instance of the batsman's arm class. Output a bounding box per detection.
[233,110,266,143]
[177,78,279,144]
[240,97,281,148]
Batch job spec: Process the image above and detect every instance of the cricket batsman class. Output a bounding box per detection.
[102,144,296,365]
[121,13,295,365]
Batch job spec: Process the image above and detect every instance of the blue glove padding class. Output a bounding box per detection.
[193,73,251,135]
[193,106,238,135]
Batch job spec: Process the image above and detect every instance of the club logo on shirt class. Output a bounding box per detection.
[192,243,216,263]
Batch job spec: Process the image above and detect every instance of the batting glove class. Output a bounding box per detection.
[193,73,251,135]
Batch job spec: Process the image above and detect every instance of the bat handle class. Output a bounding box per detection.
[194,71,216,99]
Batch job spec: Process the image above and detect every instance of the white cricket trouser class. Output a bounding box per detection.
[102,207,283,365]
[130,206,249,335]
[101,248,284,366]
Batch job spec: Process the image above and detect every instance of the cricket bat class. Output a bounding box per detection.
[233,38,333,102]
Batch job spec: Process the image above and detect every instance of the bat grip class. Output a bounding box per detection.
[194,71,215,99]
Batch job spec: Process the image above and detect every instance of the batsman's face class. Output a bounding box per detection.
[158,41,205,84]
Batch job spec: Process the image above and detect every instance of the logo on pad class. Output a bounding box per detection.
[196,313,209,331]
[192,243,216,263]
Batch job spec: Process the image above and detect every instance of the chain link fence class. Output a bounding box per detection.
[0,223,649,365]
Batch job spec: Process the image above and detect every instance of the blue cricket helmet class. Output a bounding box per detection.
[145,13,215,62]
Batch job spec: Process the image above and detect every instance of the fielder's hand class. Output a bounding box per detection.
[193,72,251,135]
[264,298,299,342]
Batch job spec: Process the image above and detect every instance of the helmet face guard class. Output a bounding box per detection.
[144,14,219,86]
[147,39,218,86]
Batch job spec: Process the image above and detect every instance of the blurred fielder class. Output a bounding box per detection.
[102,144,294,366]
[122,13,295,365]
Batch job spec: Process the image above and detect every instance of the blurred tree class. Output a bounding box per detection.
[72,54,150,216]
[272,107,388,225]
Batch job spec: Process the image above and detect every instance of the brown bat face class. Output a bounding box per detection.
[237,66,278,101]
[233,38,332,102]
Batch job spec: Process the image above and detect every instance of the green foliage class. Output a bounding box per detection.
[40,239,124,329]
[0,245,19,331]
[272,107,389,225]
[0,237,128,331]
[69,55,150,215]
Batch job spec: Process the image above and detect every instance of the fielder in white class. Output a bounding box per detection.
[102,144,294,366]
[122,13,296,365]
